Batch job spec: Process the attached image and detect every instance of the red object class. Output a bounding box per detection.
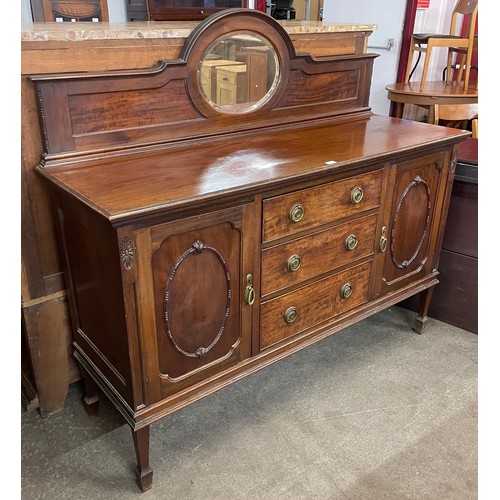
[256,0,266,12]
[417,0,430,8]
[395,0,418,85]
[455,14,478,84]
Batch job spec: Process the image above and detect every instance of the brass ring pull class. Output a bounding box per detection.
[244,274,255,305]
[289,204,305,223]
[287,254,301,272]
[284,306,298,324]
[350,187,364,204]
[340,283,353,299]
[380,236,387,253]
[380,225,387,252]
[345,234,358,251]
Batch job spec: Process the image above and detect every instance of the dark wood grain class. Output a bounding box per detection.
[262,168,383,243]
[132,426,153,492]
[32,50,376,156]
[261,213,377,296]
[152,221,243,386]
[379,152,445,294]
[28,9,469,491]
[21,12,376,418]
[36,117,464,225]
[260,261,372,349]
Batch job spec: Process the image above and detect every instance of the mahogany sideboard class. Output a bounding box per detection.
[26,9,468,491]
[21,14,376,416]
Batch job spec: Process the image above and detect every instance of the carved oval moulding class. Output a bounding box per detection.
[390,175,431,270]
[163,240,231,359]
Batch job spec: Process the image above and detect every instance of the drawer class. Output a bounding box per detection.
[217,65,247,86]
[261,213,377,296]
[200,59,239,79]
[260,261,371,350]
[262,169,383,243]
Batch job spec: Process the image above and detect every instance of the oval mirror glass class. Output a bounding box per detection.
[198,32,280,114]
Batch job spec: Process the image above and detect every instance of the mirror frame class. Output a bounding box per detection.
[197,31,281,115]
[182,8,295,118]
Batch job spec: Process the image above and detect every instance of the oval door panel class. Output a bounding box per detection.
[151,221,242,383]
[164,240,231,359]
[390,175,431,269]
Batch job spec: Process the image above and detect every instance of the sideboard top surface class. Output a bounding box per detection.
[38,115,468,224]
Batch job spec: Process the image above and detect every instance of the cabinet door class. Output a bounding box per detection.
[378,152,448,294]
[133,206,253,402]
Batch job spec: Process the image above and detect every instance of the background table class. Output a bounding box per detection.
[386,81,478,124]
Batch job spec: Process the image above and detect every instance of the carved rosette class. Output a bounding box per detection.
[164,240,231,359]
[390,175,431,270]
[119,237,135,270]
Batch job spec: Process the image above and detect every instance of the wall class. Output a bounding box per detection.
[322,0,455,116]
[108,0,127,21]
[21,0,33,22]
[322,0,407,116]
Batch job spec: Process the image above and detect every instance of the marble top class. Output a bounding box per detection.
[21,20,377,43]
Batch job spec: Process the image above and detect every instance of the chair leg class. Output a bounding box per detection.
[429,104,439,125]
[463,49,474,91]
[404,40,416,84]
[456,52,465,83]
[471,118,478,138]
[445,50,454,84]
[419,44,433,92]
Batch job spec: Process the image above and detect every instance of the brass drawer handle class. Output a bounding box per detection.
[380,225,387,252]
[340,283,353,299]
[284,306,298,324]
[345,234,358,251]
[287,254,301,272]
[350,187,364,204]
[289,204,305,223]
[244,274,255,305]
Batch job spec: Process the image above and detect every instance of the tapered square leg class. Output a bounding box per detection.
[132,426,153,492]
[80,367,100,417]
[414,287,434,335]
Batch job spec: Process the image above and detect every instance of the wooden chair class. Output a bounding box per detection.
[30,0,109,22]
[430,103,478,138]
[405,0,478,92]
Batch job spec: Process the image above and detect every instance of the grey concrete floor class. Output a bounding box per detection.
[21,306,477,499]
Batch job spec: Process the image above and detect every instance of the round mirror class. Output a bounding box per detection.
[198,32,280,114]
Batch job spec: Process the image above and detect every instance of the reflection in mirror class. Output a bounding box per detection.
[198,32,280,114]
